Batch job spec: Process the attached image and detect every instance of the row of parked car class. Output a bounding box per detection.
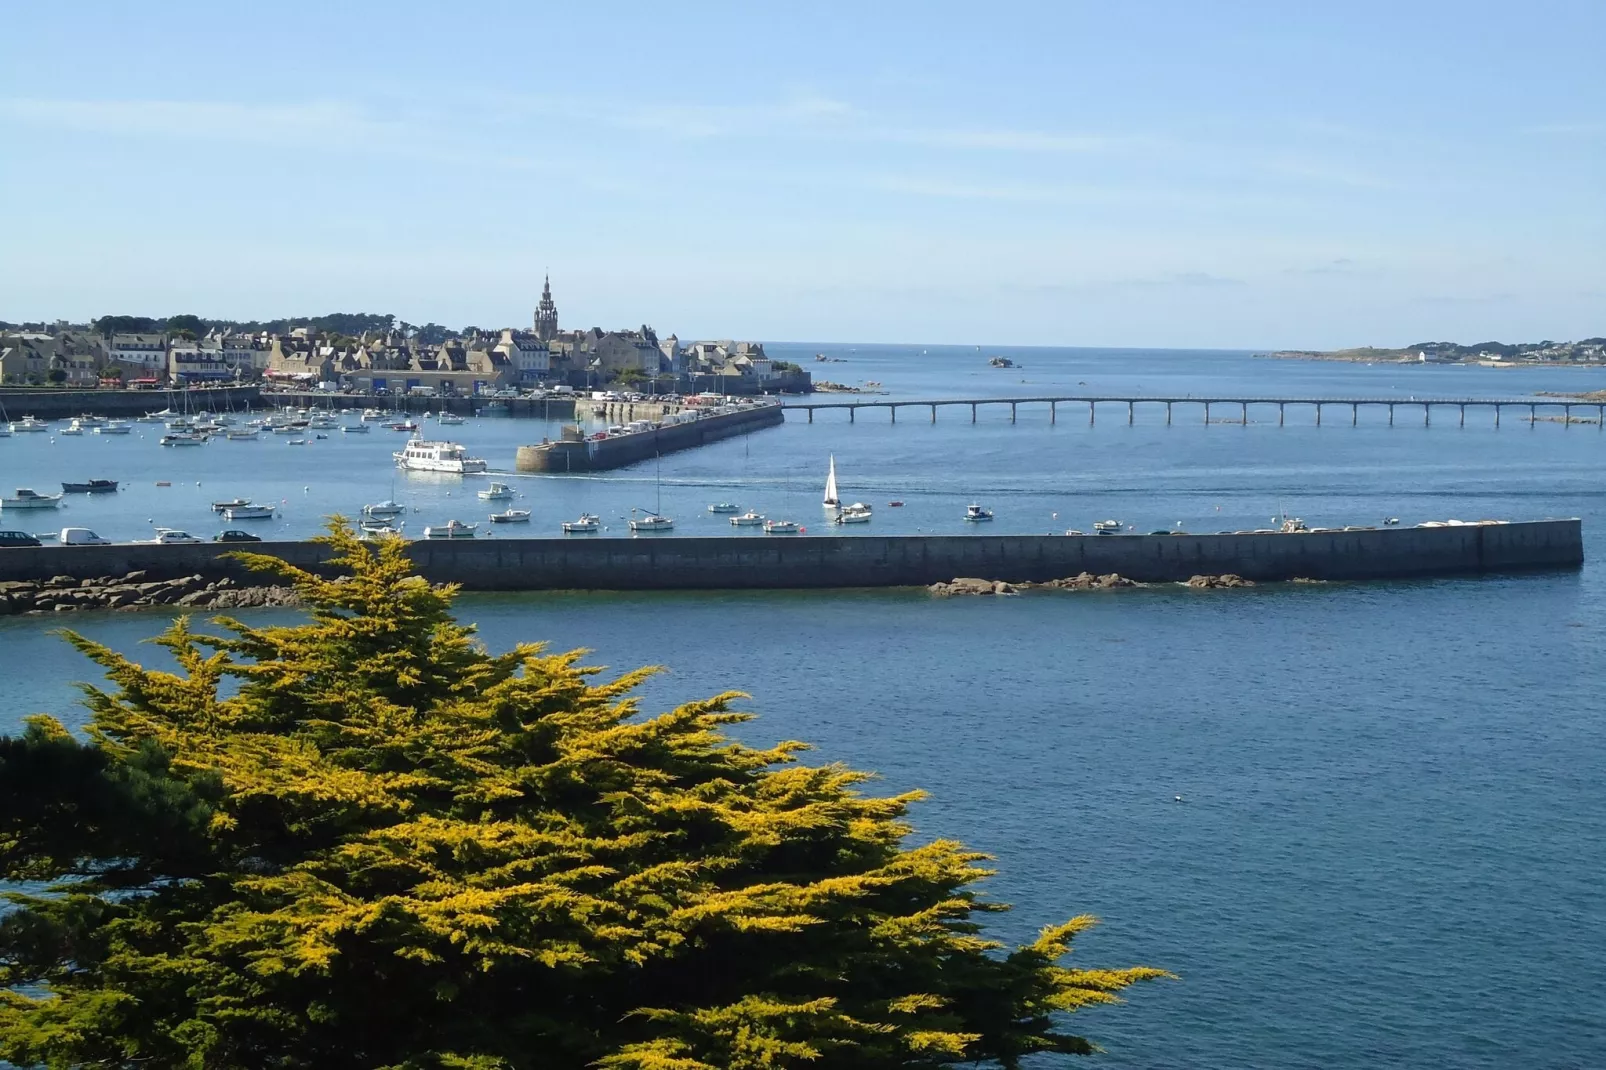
[0,528,265,548]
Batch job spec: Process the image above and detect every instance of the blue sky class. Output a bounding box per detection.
[2,1,1600,348]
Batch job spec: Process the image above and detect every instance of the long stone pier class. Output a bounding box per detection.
[786,395,1605,427]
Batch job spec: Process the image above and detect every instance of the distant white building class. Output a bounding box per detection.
[108,333,167,381]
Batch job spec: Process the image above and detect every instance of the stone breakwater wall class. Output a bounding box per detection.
[0,386,262,419]
[930,573,1259,595]
[514,403,784,473]
[0,570,300,616]
[0,521,1582,592]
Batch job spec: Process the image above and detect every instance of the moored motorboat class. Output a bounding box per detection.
[763,519,800,534]
[225,428,259,440]
[363,500,406,519]
[58,420,86,436]
[211,498,251,511]
[834,502,873,524]
[95,420,132,435]
[9,416,49,433]
[562,513,601,533]
[437,412,465,425]
[341,423,370,433]
[423,519,477,539]
[488,508,531,523]
[222,504,275,520]
[1093,519,1123,533]
[707,502,740,514]
[160,431,208,446]
[2,488,64,509]
[964,504,994,522]
[478,481,514,500]
[389,421,420,432]
[887,500,904,507]
[62,479,119,494]
[729,510,765,526]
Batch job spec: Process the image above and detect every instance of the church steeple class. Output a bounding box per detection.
[534,274,559,342]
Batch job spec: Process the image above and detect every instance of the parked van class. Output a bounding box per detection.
[59,527,112,545]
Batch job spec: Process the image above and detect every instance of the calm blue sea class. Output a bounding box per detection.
[4,347,1605,1068]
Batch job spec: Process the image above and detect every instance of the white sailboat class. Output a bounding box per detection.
[823,454,840,509]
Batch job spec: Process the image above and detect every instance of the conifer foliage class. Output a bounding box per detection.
[0,524,1164,1068]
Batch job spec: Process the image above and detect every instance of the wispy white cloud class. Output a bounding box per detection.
[0,97,406,146]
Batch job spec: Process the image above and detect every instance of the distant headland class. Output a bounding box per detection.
[1264,338,1605,367]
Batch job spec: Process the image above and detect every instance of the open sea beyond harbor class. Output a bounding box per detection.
[4,345,1606,1067]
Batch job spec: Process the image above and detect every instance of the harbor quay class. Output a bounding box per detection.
[0,385,261,420]
[786,394,1606,427]
[0,521,1582,594]
[514,401,784,473]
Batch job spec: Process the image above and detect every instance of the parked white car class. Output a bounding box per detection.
[58,527,111,545]
[139,529,203,545]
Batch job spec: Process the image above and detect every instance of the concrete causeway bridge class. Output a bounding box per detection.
[784,395,1605,427]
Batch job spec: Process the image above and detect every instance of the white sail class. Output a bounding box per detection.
[823,454,840,506]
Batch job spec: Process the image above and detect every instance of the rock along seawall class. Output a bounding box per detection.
[0,521,1582,593]
[0,386,262,420]
[514,402,783,473]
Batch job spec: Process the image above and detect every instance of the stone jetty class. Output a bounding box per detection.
[928,572,1260,596]
[0,571,301,616]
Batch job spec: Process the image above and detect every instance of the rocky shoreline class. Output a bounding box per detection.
[929,573,1265,596]
[0,571,302,616]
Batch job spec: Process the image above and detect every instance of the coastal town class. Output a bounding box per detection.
[1268,338,1606,365]
[0,278,811,396]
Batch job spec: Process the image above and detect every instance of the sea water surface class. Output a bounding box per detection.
[3,347,1605,1068]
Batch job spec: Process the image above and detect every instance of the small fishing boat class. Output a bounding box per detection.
[58,420,86,436]
[360,408,386,422]
[478,482,515,500]
[222,504,275,521]
[363,500,406,519]
[95,420,132,435]
[488,508,531,524]
[359,519,404,540]
[763,519,800,534]
[707,502,740,514]
[341,423,370,434]
[437,412,465,425]
[1093,520,1123,533]
[423,519,477,539]
[562,513,601,533]
[887,500,904,507]
[211,497,251,511]
[160,432,208,446]
[62,479,119,494]
[9,416,49,433]
[224,428,259,440]
[2,488,64,509]
[729,511,765,526]
[834,502,873,524]
[1383,517,1401,526]
[388,421,420,432]
[964,504,994,522]
[629,513,674,533]
[286,438,308,446]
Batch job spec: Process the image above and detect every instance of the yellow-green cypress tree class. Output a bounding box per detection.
[0,523,1166,1068]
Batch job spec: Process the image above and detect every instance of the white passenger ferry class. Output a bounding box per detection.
[393,439,488,474]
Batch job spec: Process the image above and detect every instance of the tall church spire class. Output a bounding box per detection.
[534,274,559,342]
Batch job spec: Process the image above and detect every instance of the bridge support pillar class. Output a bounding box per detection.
[1565,404,1572,427]
[1530,403,1536,426]
[1241,401,1247,423]
[1166,402,1172,425]
[971,402,977,423]
[1494,404,1500,427]
[1204,401,1211,423]
[931,404,936,423]
[1352,403,1358,426]
[890,406,896,424]
[1089,402,1095,425]
[1128,400,1134,425]
[1424,404,1430,427]
[1599,404,1604,429]
[849,407,855,424]
[1279,403,1285,427]
[1316,403,1322,427]
[1051,401,1057,425]
[808,408,813,424]
[1460,404,1466,427]
[1389,403,1394,426]
[1011,402,1017,424]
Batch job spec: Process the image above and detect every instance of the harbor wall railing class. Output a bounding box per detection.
[0,521,1581,590]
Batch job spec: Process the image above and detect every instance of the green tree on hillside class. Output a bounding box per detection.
[0,525,1165,1069]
